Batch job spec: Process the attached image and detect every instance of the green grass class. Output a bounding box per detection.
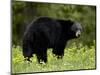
[12,41,96,74]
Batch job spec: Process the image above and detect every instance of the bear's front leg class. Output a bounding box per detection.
[52,43,66,59]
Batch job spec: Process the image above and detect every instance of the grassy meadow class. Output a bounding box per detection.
[12,41,96,74]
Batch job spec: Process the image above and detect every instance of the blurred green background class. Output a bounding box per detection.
[12,1,96,74]
[12,1,96,47]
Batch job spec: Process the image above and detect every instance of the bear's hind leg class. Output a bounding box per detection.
[36,48,47,64]
[23,44,34,62]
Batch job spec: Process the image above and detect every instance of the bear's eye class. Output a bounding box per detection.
[71,24,77,32]
[71,22,82,32]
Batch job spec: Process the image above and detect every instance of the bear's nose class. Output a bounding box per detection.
[76,30,81,37]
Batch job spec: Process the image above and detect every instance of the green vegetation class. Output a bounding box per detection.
[12,41,96,74]
[12,1,96,46]
[12,1,96,74]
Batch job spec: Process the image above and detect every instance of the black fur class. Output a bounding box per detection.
[22,17,82,63]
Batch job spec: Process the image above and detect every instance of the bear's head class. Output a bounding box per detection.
[70,22,83,38]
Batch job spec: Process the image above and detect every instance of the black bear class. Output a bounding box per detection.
[22,17,83,63]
